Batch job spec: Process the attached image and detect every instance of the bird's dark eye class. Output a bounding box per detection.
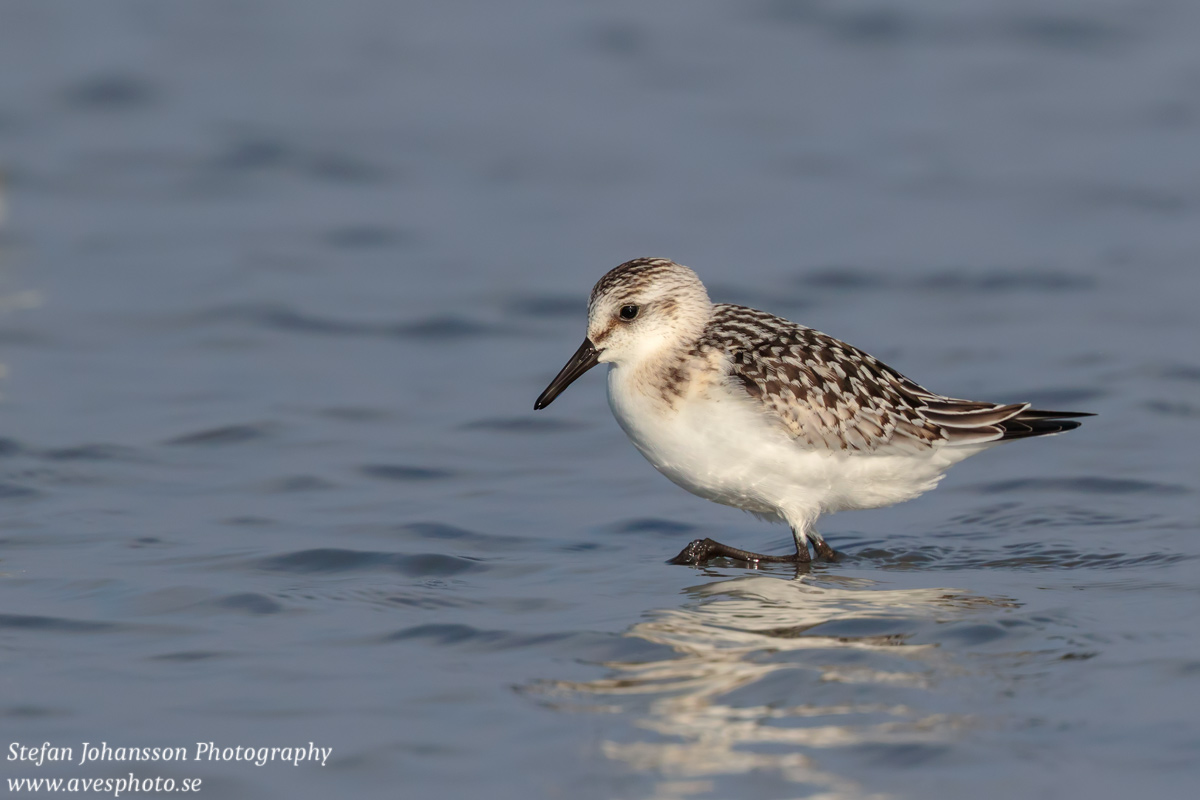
[619,305,640,320]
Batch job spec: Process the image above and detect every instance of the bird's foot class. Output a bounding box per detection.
[668,538,721,565]
[811,539,840,562]
[669,538,810,566]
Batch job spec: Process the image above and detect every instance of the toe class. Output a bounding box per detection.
[668,538,714,565]
[813,542,839,562]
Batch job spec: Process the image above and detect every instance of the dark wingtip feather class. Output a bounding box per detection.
[1015,409,1096,420]
[998,415,1086,441]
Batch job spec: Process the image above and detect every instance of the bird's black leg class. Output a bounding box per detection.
[808,530,839,562]
[669,537,811,566]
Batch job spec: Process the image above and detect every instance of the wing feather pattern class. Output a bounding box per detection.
[696,304,1092,454]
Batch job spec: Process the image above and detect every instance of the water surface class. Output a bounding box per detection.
[1,1,1198,798]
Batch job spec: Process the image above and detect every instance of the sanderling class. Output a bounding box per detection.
[534,258,1092,566]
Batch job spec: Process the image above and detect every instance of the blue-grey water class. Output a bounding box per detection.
[1,2,1198,798]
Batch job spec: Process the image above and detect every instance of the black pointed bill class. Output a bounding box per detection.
[534,339,600,410]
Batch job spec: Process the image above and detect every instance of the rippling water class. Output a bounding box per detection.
[1,1,1198,798]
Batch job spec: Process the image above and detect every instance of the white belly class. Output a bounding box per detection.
[605,364,974,523]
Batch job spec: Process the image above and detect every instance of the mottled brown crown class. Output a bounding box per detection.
[588,258,694,308]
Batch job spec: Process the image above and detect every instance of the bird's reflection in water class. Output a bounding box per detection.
[535,573,1016,800]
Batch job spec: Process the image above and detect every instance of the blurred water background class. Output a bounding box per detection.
[1,1,1199,798]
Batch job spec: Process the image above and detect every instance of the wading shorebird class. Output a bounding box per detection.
[534,258,1091,566]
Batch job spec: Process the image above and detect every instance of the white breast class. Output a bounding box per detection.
[605,362,973,522]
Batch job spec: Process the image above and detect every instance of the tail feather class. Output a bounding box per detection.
[1008,409,1096,420]
[919,401,1029,428]
[997,408,1094,441]
[914,396,1094,446]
